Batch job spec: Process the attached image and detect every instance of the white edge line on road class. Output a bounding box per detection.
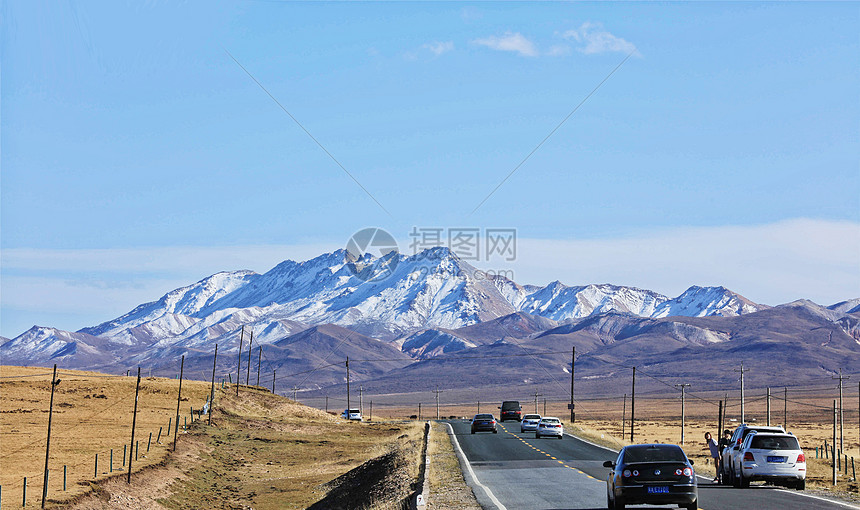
[444,422,508,510]
[772,489,860,509]
[562,431,859,509]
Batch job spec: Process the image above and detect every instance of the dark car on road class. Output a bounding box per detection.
[471,413,498,434]
[604,443,698,510]
[499,401,522,422]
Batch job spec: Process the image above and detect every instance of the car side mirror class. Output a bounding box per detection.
[689,459,694,465]
[603,461,615,468]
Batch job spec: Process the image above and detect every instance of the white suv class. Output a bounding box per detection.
[721,424,785,485]
[341,409,362,421]
[736,432,806,489]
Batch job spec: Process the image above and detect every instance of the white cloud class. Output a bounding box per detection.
[422,41,454,56]
[472,32,538,57]
[563,22,639,56]
[483,219,859,306]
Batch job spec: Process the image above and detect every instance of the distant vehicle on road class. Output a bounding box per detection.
[721,424,785,485]
[471,413,498,434]
[604,443,698,510]
[341,408,362,421]
[535,417,563,439]
[499,401,522,422]
[735,432,805,489]
[520,414,541,433]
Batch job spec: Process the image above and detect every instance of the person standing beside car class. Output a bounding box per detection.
[705,432,720,482]
[717,429,732,483]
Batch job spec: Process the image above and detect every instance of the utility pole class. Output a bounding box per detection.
[570,346,575,423]
[325,395,328,413]
[735,362,750,423]
[41,364,58,509]
[630,367,636,443]
[832,368,850,457]
[127,367,141,484]
[766,387,771,426]
[533,391,542,414]
[359,386,363,415]
[675,383,691,445]
[246,331,253,386]
[346,357,350,412]
[236,326,244,397]
[783,387,787,429]
[256,346,262,387]
[209,344,218,426]
[174,355,184,452]
[433,386,443,420]
[718,400,724,439]
[292,386,299,401]
[832,399,837,485]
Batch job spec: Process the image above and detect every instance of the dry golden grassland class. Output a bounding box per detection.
[1,365,212,509]
[1,366,425,509]
[426,421,480,509]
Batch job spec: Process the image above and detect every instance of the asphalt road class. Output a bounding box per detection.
[446,419,858,510]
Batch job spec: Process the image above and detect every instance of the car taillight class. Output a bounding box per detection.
[622,469,632,478]
[683,467,693,477]
[675,469,683,476]
[797,453,805,463]
[743,452,755,462]
[491,420,496,424]
[632,470,639,477]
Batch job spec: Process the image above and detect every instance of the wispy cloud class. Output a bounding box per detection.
[423,41,454,56]
[563,22,639,56]
[472,32,538,57]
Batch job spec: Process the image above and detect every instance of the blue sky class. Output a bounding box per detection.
[2,1,859,338]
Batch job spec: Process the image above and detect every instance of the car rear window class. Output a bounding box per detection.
[502,401,521,410]
[475,414,494,420]
[542,418,560,424]
[523,415,540,420]
[750,436,799,450]
[623,445,687,463]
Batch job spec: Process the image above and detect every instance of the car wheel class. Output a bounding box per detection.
[535,433,540,439]
[796,479,805,491]
[685,500,698,510]
[493,429,498,434]
[607,491,614,510]
[740,473,750,488]
[615,496,625,510]
[471,430,475,434]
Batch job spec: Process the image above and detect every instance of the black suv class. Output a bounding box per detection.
[499,401,522,422]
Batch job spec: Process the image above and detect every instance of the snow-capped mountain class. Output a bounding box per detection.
[493,278,668,321]
[69,248,770,353]
[651,285,766,318]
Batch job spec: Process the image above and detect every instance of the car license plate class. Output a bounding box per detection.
[767,456,787,463]
[647,486,669,494]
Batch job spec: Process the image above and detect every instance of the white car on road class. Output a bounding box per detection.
[535,417,563,439]
[341,408,362,421]
[736,432,806,489]
[521,414,541,433]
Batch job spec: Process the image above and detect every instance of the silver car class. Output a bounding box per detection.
[736,432,806,489]
[521,414,541,433]
[535,417,563,439]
